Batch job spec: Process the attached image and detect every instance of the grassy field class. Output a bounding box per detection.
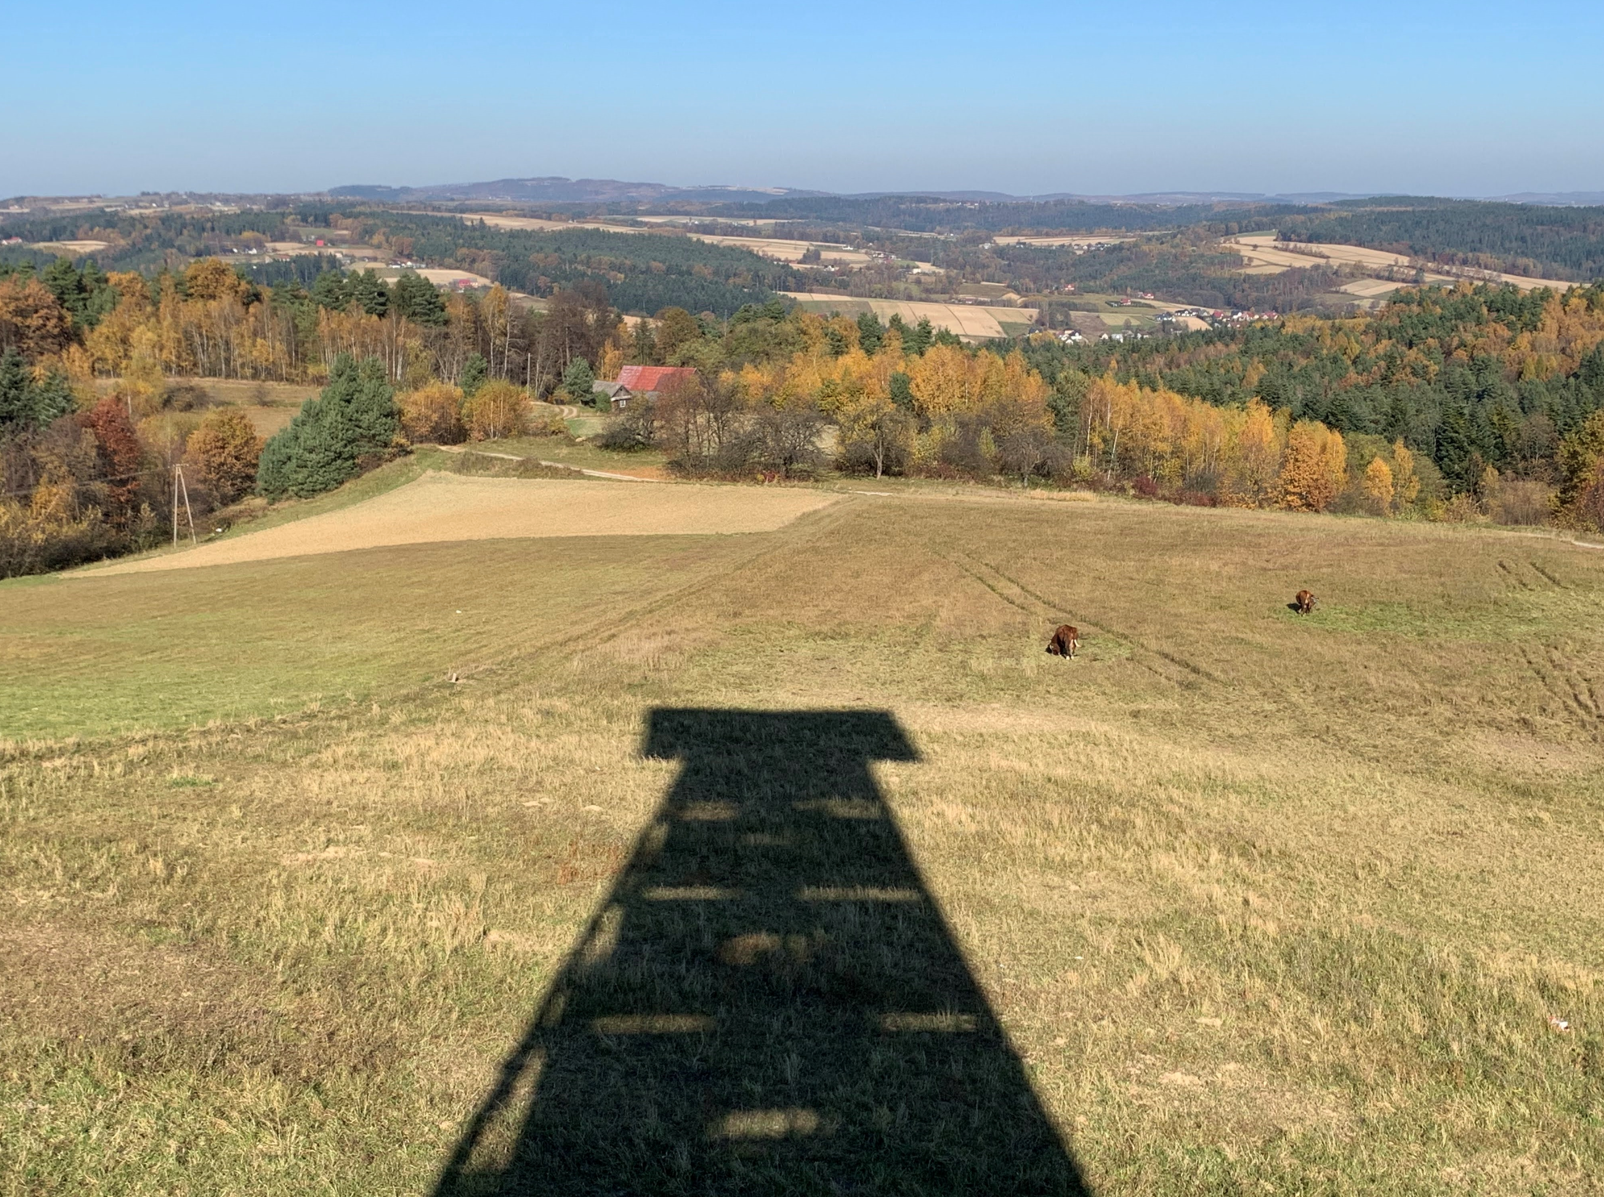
[3,482,1603,1194]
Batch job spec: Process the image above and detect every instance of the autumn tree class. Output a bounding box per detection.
[399,383,466,444]
[0,277,74,359]
[1279,420,1347,512]
[463,379,529,441]
[185,408,264,505]
[1362,455,1395,515]
[655,307,703,363]
[78,396,147,526]
[1391,440,1421,508]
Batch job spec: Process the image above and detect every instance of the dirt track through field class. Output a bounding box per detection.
[86,473,839,575]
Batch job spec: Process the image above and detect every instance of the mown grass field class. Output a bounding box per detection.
[3,482,1603,1194]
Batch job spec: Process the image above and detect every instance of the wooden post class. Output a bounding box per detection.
[176,464,198,546]
[172,466,179,546]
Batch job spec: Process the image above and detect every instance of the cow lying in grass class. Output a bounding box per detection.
[1046,625,1080,658]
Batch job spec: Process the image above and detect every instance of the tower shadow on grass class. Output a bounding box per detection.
[435,709,1088,1196]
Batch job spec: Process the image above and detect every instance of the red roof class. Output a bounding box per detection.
[615,365,696,393]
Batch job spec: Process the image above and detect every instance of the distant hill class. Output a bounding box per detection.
[328,177,829,205]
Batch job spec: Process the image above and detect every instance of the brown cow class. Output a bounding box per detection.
[1294,590,1318,615]
[1046,624,1080,657]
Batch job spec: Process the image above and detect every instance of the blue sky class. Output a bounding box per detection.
[4,0,1601,198]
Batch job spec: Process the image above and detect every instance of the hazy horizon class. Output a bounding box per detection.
[4,0,1601,199]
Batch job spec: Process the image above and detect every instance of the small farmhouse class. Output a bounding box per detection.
[592,380,633,410]
[615,365,696,396]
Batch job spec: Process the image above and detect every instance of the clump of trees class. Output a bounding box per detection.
[256,356,400,498]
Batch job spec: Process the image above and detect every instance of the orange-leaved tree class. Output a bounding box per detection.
[1278,420,1347,512]
[399,383,466,444]
[185,407,264,506]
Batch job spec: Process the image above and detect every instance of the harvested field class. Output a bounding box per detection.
[1339,277,1409,298]
[28,239,110,254]
[690,234,870,265]
[85,473,838,575]
[458,213,868,264]
[1226,233,1579,292]
[781,293,1039,341]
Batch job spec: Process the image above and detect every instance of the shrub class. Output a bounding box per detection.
[399,383,466,444]
[462,380,530,441]
[598,401,658,452]
[1486,477,1555,526]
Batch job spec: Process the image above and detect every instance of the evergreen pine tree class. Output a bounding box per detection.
[30,372,74,425]
[42,258,88,325]
[393,272,446,325]
[1434,398,1474,491]
[347,270,389,317]
[256,356,399,498]
[561,357,596,404]
[460,353,488,397]
[1580,342,1604,396]
[310,270,350,311]
[856,311,883,355]
[0,349,32,426]
[888,371,915,412]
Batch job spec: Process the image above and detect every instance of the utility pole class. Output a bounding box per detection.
[172,464,197,547]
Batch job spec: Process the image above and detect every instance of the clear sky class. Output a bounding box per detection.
[4,0,1601,199]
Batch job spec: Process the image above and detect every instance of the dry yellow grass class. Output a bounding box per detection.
[84,473,839,575]
[4,488,1603,1193]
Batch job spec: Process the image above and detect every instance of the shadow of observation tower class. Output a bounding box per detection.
[435,708,1087,1196]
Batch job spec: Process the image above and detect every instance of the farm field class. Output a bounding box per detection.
[782,292,1040,340]
[86,473,836,575]
[453,211,869,266]
[1226,233,1580,292]
[3,477,1603,1195]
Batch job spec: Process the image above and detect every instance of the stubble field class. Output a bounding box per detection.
[2,482,1603,1194]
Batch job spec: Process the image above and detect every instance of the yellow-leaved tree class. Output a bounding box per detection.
[463,380,529,441]
[1279,420,1347,511]
[1392,439,1421,509]
[1362,455,1395,515]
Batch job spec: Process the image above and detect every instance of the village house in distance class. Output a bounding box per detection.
[592,364,697,411]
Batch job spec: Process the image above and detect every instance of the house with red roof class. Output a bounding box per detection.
[599,365,698,411]
[615,365,697,394]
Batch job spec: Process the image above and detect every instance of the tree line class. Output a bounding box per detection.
[1276,199,1604,282]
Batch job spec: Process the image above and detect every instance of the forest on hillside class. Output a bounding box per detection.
[0,206,796,318]
[715,195,1300,234]
[1275,199,1604,282]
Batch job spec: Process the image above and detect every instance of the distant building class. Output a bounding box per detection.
[592,380,634,410]
[614,365,697,398]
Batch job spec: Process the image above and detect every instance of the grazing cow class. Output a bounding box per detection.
[1046,624,1080,658]
[1294,590,1317,615]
